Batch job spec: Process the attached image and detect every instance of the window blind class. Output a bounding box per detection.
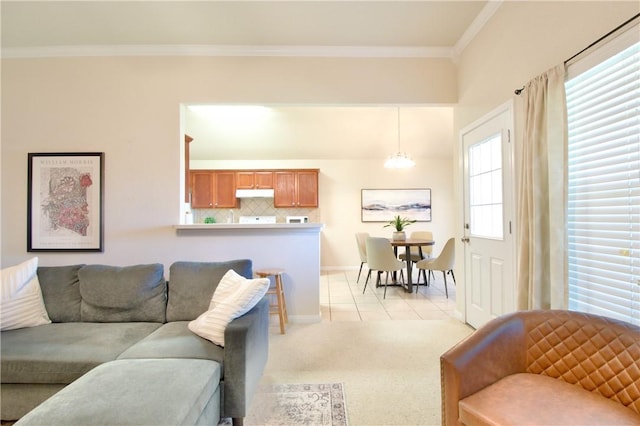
[565,33,639,325]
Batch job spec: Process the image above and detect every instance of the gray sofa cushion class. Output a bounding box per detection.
[14,359,221,426]
[117,321,224,367]
[79,264,166,322]
[1,322,161,383]
[37,265,84,322]
[1,383,66,420]
[166,259,252,321]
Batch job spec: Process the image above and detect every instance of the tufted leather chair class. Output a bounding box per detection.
[441,310,640,425]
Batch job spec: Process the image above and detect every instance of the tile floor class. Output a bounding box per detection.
[319,267,457,322]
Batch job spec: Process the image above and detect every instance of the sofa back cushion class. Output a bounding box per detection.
[523,310,640,415]
[79,264,166,323]
[37,265,84,322]
[166,259,252,322]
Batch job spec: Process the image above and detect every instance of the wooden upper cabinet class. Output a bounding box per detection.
[296,170,319,207]
[190,171,214,208]
[193,169,317,209]
[190,171,238,209]
[274,169,318,208]
[236,172,254,189]
[184,135,193,203]
[214,171,238,208]
[236,171,274,189]
[254,172,274,189]
[274,171,296,207]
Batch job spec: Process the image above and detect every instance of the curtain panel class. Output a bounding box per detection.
[516,64,568,310]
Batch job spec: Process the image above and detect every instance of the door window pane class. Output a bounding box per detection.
[469,134,504,239]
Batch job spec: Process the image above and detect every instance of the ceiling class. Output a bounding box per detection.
[2,1,493,56]
[2,1,498,161]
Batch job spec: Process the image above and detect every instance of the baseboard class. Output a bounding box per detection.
[288,314,322,323]
[450,309,466,324]
[321,266,360,272]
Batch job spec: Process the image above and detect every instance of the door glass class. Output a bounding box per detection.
[468,134,503,239]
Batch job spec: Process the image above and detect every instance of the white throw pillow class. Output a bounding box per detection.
[207,268,242,310]
[188,269,269,347]
[1,257,51,331]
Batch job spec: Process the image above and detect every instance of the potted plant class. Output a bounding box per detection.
[384,215,416,240]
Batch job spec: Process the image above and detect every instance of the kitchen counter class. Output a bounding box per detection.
[174,222,324,323]
[175,223,323,231]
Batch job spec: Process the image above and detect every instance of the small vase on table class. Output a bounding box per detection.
[392,231,406,241]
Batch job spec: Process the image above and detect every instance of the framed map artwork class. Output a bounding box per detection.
[27,152,104,252]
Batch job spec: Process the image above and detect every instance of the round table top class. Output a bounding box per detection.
[388,238,435,246]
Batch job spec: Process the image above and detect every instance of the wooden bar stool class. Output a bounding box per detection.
[255,268,288,334]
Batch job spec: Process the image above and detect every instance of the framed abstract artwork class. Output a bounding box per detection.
[361,188,431,222]
[27,152,104,252]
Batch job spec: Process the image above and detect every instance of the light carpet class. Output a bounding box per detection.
[258,319,474,425]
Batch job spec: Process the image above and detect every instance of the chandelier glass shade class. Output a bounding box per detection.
[384,108,415,169]
[384,152,415,168]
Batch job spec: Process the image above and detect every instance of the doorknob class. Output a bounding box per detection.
[461,237,470,243]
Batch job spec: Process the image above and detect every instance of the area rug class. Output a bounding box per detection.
[220,383,348,426]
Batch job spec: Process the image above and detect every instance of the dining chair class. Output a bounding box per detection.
[363,237,405,299]
[398,230,434,284]
[416,238,455,298]
[355,232,371,284]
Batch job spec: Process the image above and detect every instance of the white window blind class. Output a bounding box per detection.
[565,27,639,325]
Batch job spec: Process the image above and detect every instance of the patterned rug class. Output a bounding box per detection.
[221,383,348,426]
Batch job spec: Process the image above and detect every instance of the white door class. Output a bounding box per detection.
[462,103,515,329]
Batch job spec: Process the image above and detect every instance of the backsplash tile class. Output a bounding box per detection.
[192,198,319,224]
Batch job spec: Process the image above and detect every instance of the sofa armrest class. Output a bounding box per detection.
[221,296,269,420]
[440,313,527,426]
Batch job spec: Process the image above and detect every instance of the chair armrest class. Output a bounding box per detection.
[222,297,270,419]
[440,313,527,426]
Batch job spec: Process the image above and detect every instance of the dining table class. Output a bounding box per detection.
[389,238,435,293]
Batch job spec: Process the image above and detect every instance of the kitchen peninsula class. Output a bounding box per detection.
[175,222,323,323]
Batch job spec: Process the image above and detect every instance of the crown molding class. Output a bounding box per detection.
[453,0,503,59]
[1,44,454,59]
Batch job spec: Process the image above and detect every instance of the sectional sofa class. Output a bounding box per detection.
[1,259,269,426]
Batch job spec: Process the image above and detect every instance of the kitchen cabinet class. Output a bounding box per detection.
[184,135,193,203]
[236,171,274,189]
[274,170,319,208]
[190,171,238,208]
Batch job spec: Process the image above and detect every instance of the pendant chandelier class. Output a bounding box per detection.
[384,108,415,169]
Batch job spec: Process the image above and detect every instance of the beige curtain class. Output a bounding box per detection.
[516,64,568,310]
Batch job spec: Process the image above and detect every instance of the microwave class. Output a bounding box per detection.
[286,216,309,224]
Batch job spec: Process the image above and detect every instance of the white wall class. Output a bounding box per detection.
[318,158,455,268]
[1,55,456,271]
[456,2,639,128]
[453,2,639,316]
